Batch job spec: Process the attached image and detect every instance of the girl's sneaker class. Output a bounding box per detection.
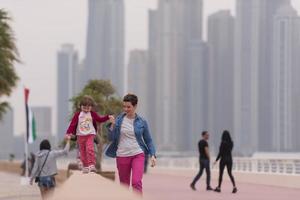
[89,165,97,173]
[77,159,83,170]
[82,167,89,174]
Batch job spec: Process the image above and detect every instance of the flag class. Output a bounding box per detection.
[24,88,37,143]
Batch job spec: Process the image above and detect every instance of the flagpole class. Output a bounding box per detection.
[25,129,29,178]
[24,88,29,178]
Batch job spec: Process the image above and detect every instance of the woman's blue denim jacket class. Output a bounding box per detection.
[105,113,156,158]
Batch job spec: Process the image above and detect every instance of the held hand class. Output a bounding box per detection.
[108,115,115,124]
[64,134,71,141]
[108,115,115,129]
[150,156,156,167]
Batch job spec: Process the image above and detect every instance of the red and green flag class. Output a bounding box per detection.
[24,88,36,143]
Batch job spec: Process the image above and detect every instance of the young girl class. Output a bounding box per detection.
[30,137,71,199]
[66,95,113,173]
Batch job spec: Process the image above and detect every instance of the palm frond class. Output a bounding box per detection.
[0,101,10,120]
[0,9,19,121]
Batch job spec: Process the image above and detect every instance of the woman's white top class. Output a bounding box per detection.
[117,116,143,157]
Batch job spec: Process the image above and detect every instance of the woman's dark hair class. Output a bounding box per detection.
[40,139,51,151]
[123,93,138,106]
[221,130,233,144]
[202,131,208,136]
[80,95,95,107]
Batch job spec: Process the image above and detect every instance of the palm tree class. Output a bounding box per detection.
[0,9,19,120]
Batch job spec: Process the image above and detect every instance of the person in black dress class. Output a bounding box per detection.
[214,130,237,193]
[190,131,213,191]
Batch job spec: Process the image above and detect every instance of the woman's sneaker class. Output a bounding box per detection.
[214,187,221,192]
[190,183,196,191]
[206,186,213,191]
[89,165,97,173]
[82,167,89,174]
[232,187,238,193]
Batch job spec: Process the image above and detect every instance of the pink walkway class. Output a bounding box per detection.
[143,172,300,200]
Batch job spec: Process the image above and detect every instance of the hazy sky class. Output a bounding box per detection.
[1,0,300,135]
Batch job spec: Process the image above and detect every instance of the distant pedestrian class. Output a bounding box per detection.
[20,152,35,176]
[28,152,35,176]
[30,136,71,199]
[190,131,213,191]
[213,130,237,193]
[20,154,26,176]
[106,94,156,195]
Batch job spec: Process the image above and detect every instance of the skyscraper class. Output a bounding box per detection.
[73,60,85,95]
[127,50,148,116]
[207,10,235,152]
[185,41,209,151]
[272,4,300,152]
[147,9,159,146]
[148,0,183,151]
[85,0,125,95]
[32,107,52,138]
[147,0,204,151]
[256,0,291,152]
[57,44,79,140]
[234,0,290,155]
[181,0,204,151]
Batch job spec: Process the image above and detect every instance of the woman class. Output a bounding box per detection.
[214,130,237,193]
[30,136,70,199]
[106,94,156,194]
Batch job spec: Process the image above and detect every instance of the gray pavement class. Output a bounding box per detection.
[0,172,40,200]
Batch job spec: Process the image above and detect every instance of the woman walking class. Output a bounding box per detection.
[30,136,71,199]
[214,130,237,193]
[106,94,156,195]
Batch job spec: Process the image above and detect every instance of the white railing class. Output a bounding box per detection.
[55,155,300,175]
[155,157,300,175]
[232,158,300,174]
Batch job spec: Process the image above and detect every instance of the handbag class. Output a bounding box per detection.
[35,151,50,183]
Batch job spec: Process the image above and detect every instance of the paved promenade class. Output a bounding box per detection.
[0,172,40,200]
[143,170,300,200]
[1,168,300,200]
